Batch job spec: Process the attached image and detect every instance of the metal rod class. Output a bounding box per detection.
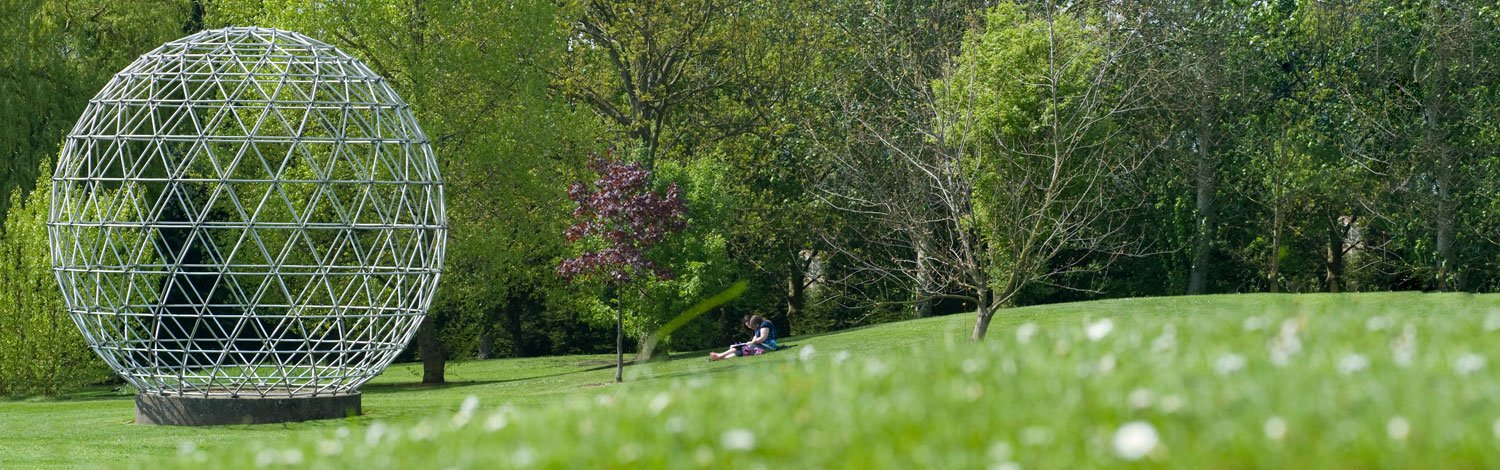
[50,27,447,399]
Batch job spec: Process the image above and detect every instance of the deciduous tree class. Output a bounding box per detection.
[559,154,687,382]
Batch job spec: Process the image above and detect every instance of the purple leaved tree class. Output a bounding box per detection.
[559,153,688,382]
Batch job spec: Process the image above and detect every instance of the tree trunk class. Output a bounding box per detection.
[1435,188,1457,290]
[609,282,627,381]
[1431,118,1458,290]
[417,315,444,384]
[913,239,933,318]
[786,254,806,336]
[1428,119,1458,290]
[614,287,624,383]
[1268,203,1283,293]
[1188,132,1216,295]
[183,0,205,33]
[1325,215,1346,293]
[969,289,994,341]
[1422,3,1458,291]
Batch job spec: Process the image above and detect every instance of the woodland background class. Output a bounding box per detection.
[2,0,1498,393]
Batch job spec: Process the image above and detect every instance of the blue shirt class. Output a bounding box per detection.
[757,320,779,350]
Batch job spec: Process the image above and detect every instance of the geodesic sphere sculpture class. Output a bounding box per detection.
[49,27,446,400]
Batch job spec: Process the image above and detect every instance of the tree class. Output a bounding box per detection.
[808,0,988,324]
[556,0,850,340]
[211,0,599,382]
[0,162,110,395]
[821,2,1151,340]
[556,0,761,170]
[559,154,687,382]
[1148,1,1271,294]
[0,0,192,216]
[681,0,846,336]
[1237,1,1373,293]
[940,2,1153,338]
[1385,1,1497,291]
[1306,0,1500,291]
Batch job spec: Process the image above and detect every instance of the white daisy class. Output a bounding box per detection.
[1214,353,1247,375]
[1263,416,1287,441]
[1085,319,1114,342]
[1387,416,1410,441]
[721,428,756,451]
[1391,324,1417,367]
[1337,353,1369,375]
[1016,323,1039,344]
[1454,353,1486,375]
[1111,421,1159,461]
[1127,388,1154,410]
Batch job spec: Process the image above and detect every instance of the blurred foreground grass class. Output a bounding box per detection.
[108,292,1500,469]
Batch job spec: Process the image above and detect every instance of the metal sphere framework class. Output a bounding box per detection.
[49,27,446,399]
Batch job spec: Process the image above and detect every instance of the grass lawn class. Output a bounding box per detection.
[3,292,1500,468]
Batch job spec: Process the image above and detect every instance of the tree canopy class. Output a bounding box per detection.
[5,0,1500,392]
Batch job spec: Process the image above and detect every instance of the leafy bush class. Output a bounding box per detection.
[0,162,109,396]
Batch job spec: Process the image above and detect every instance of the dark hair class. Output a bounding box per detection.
[742,314,767,329]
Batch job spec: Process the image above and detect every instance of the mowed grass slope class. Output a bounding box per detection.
[0,298,969,469]
[3,292,1499,469]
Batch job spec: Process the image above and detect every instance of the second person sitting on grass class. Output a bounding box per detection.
[709,314,779,361]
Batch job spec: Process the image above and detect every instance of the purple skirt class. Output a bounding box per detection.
[734,343,768,356]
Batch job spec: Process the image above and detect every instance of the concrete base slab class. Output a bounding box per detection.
[135,392,361,426]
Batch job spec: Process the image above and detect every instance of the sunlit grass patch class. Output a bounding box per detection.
[139,293,1500,469]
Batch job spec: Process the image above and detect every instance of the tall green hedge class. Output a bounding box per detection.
[0,162,109,396]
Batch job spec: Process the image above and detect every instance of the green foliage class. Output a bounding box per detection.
[0,162,109,396]
[638,158,756,351]
[0,0,192,217]
[938,4,1104,151]
[6,0,1500,385]
[557,155,760,353]
[560,0,843,341]
[931,2,1130,316]
[208,0,604,361]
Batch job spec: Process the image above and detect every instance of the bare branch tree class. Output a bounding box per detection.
[811,1,1157,340]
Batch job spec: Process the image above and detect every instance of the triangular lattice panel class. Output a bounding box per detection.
[49,27,447,398]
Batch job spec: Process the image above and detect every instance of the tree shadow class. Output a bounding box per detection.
[16,342,808,402]
[781,324,886,342]
[3,385,136,403]
[361,362,624,394]
[631,365,743,382]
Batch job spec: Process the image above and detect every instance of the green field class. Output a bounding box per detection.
[4,292,1500,469]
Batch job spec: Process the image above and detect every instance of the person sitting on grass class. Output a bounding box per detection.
[709,314,779,361]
